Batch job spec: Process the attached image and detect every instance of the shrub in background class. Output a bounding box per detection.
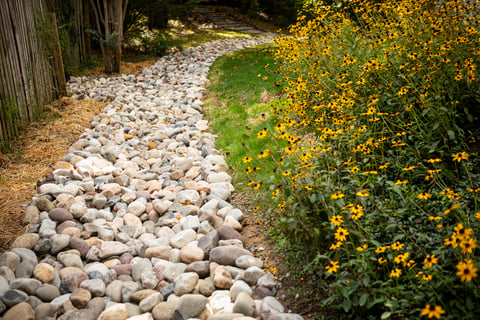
[247,0,480,318]
[125,0,200,31]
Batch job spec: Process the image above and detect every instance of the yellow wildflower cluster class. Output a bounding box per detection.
[244,0,480,318]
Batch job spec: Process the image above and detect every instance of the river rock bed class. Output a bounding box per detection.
[0,37,303,320]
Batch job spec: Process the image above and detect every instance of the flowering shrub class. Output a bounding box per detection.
[246,0,480,318]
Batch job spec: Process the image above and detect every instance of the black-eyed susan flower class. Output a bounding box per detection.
[452,151,468,162]
[423,254,438,268]
[443,203,461,215]
[422,274,432,281]
[329,241,343,250]
[355,190,370,197]
[375,246,388,254]
[439,188,460,200]
[404,259,416,268]
[391,241,404,250]
[258,149,271,159]
[417,192,432,200]
[325,261,340,273]
[350,204,364,220]
[395,179,409,185]
[390,268,402,278]
[283,146,294,155]
[334,227,349,242]
[378,257,387,264]
[460,238,477,254]
[329,215,344,227]
[256,128,268,139]
[357,244,368,251]
[420,304,445,319]
[454,223,472,240]
[331,191,345,199]
[392,140,406,147]
[456,259,478,282]
[394,252,409,264]
[378,162,390,169]
[242,156,252,163]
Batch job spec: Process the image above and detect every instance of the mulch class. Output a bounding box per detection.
[0,98,106,252]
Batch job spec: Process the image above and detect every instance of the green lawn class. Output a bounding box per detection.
[204,44,285,189]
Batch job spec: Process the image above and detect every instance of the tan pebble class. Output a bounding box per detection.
[10,233,39,249]
[179,246,204,264]
[104,259,121,269]
[33,263,55,283]
[53,161,74,170]
[60,267,84,280]
[61,227,81,237]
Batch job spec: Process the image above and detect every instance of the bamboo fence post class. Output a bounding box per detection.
[49,12,66,97]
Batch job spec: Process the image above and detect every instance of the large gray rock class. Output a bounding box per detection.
[174,294,208,319]
[99,241,130,259]
[209,245,252,266]
[197,230,219,257]
[152,301,176,320]
[173,272,199,296]
[170,229,197,249]
[268,313,304,320]
[232,292,256,316]
[260,296,285,320]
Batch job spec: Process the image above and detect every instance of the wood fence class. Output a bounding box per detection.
[0,0,58,150]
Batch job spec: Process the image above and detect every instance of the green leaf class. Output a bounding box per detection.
[441,170,455,179]
[362,275,370,286]
[359,293,369,306]
[381,312,392,319]
[313,254,330,261]
[447,129,455,140]
[428,140,440,153]
[367,297,385,309]
[466,296,474,310]
[343,299,352,312]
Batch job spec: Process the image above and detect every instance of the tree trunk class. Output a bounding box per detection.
[112,0,122,72]
[89,0,127,74]
[83,0,91,54]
